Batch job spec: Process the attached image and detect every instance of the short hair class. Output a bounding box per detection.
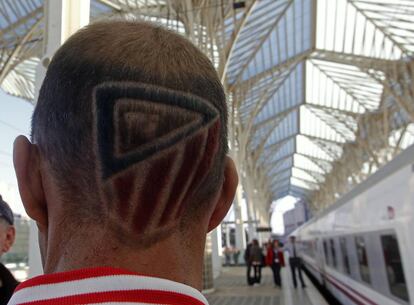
[0,217,7,226]
[32,21,228,246]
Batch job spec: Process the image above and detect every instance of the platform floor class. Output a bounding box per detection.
[205,266,328,305]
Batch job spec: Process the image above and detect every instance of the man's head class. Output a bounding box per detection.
[0,195,15,257]
[273,239,279,248]
[13,21,238,272]
[289,236,296,243]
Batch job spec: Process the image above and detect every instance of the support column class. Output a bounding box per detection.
[225,223,231,247]
[28,222,42,277]
[233,183,246,252]
[245,201,255,242]
[244,176,258,241]
[29,0,90,277]
[211,227,222,279]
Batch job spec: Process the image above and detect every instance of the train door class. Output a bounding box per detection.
[398,221,414,304]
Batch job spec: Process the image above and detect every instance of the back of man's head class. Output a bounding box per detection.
[30,21,230,247]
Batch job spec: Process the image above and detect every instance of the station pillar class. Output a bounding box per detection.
[210,227,222,279]
[243,177,258,241]
[225,223,231,246]
[233,183,246,252]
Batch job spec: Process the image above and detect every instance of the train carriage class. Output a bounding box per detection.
[294,144,414,305]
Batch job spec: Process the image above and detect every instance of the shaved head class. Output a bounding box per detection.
[31,21,228,247]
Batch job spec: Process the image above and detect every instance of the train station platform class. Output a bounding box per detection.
[205,266,328,305]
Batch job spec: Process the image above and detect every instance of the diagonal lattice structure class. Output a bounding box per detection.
[1,0,414,223]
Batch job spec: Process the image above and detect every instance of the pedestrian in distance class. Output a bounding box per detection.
[244,242,253,285]
[224,246,232,266]
[248,239,263,285]
[0,195,18,305]
[286,235,306,288]
[266,239,285,287]
[232,246,240,265]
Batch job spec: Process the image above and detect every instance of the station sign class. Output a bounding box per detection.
[256,227,272,232]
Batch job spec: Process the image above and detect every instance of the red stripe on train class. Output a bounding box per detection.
[305,261,378,305]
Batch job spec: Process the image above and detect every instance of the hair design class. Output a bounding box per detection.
[94,82,220,238]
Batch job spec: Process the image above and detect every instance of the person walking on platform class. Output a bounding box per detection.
[0,195,18,305]
[8,20,238,305]
[244,242,253,285]
[286,236,306,288]
[224,246,232,266]
[247,239,263,285]
[266,240,285,287]
[232,246,240,265]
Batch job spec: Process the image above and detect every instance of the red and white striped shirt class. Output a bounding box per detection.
[8,267,209,305]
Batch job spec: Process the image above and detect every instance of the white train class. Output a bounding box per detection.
[294,144,414,305]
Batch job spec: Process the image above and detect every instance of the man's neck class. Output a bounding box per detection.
[43,228,206,290]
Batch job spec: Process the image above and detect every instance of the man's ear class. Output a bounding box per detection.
[2,226,15,253]
[13,136,48,231]
[207,156,238,232]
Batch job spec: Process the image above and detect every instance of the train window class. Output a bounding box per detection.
[301,241,308,257]
[340,237,351,275]
[330,239,337,268]
[323,240,329,265]
[355,236,371,284]
[381,234,409,302]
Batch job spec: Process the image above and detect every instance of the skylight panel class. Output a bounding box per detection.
[239,0,312,82]
[254,63,303,126]
[292,167,318,183]
[269,157,294,176]
[352,0,414,53]
[306,59,381,112]
[300,106,347,143]
[291,177,317,190]
[389,124,414,150]
[293,153,327,174]
[296,134,334,161]
[271,167,292,182]
[316,0,403,59]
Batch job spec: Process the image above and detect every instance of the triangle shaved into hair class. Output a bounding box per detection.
[94,82,219,180]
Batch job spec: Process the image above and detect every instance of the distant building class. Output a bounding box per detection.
[283,200,309,237]
[1,214,30,264]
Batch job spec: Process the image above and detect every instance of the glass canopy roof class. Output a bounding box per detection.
[1,0,414,210]
[224,0,414,206]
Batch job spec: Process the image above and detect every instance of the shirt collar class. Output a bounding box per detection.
[9,267,208,305]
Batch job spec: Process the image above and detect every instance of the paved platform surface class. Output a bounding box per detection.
[205,266,327,305]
